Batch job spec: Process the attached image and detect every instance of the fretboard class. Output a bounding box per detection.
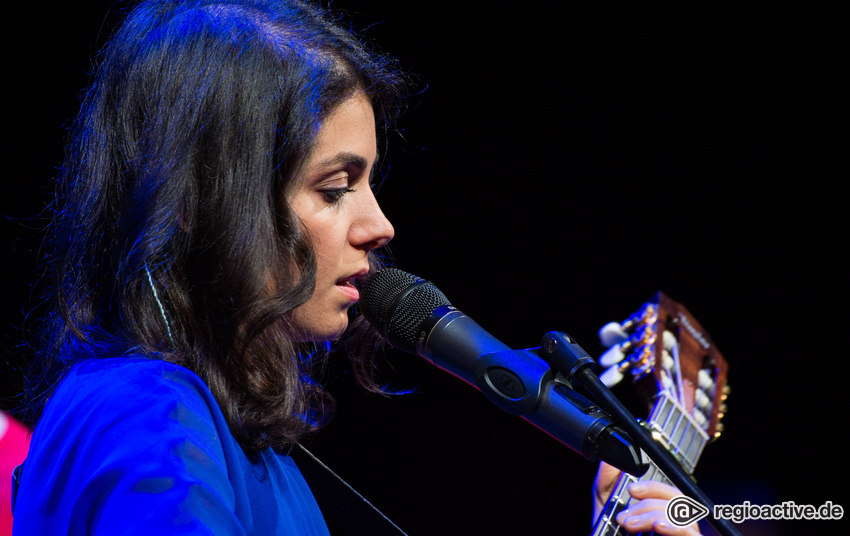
[590,391,709,536]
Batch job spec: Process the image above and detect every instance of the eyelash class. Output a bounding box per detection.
[321,187,355,204]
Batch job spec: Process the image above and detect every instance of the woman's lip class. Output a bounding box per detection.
[335,280,360,301]
[335,268,369,301]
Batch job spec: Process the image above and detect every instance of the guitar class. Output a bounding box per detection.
[590,292,730,535]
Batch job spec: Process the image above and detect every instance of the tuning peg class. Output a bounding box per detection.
[694,388,711,410]
[697,369,715,396]
[662,330,677,351]
[622,303,657,331]
[598,322,629,348]
[658,369,676,392]
[598,344,626,367]
[602,324,656,366]
[661,350,675,372]
[598,303,659,349]
[599,365,624,387]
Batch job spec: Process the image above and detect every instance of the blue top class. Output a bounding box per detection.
[12,357,330,535]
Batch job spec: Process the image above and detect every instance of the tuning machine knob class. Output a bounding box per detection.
[598,324,656,367]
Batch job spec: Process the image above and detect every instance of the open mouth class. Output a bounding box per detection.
[334,276,362,302]
[335,274,366,297]
[337,271,368,290]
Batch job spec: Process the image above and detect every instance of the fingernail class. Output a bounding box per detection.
[629,482,645,494]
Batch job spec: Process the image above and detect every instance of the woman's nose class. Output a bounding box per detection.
[351,190,394,251]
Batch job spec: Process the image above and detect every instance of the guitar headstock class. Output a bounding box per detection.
[597,292,730,441]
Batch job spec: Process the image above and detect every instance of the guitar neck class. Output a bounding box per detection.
[590,292,729,536]
[591,392,709,536]
[645,390,709,474]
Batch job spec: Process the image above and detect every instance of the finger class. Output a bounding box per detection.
[616,509,701,535]
[626,480,686,501]
[618,498,670,517]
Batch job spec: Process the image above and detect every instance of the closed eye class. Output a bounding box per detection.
[322,187,355,204]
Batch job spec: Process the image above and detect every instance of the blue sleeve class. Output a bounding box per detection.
[14,358,250,535]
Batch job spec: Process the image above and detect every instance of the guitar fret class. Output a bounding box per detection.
[669,411,686,452]
[647,392,709,472]
[596,481,631,536]
[679,421,697,464]
[657,397,675,436]
[681,420,706,472]
[597,516,626,536]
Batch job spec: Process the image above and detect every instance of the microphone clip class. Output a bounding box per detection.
[471,344,647,477]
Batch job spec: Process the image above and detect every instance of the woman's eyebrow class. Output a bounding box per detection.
[316,151,369,171]
[316,151,381,182]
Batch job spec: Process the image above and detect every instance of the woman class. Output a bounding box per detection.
[14,0,400,533]
[12,0,698,534]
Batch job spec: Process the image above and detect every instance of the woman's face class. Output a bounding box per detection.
[287,92,394,342]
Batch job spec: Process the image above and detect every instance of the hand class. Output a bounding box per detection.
[592,461,621,522]
[616,480,701,535]
[593,463,701,535]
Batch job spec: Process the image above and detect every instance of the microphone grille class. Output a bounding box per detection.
[360,268,452,353]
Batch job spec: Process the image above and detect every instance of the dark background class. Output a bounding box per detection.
[3,2,845,535]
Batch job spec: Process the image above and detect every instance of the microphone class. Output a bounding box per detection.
[360,268,647,476]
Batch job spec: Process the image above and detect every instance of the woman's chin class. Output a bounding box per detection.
[293,317,349,344]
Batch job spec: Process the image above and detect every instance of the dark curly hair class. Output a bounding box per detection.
[21,0,407,453]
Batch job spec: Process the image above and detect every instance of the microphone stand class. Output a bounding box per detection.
[538,331,742,536]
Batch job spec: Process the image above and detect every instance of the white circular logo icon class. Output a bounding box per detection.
[666,495,710,527]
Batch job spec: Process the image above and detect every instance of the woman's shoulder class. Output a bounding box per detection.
[56,356,214,412]
[37,356,229,453]
[15,357,309,534]
[66,355,206,390]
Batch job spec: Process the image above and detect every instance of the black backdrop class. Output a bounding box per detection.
[3,2,846,535]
